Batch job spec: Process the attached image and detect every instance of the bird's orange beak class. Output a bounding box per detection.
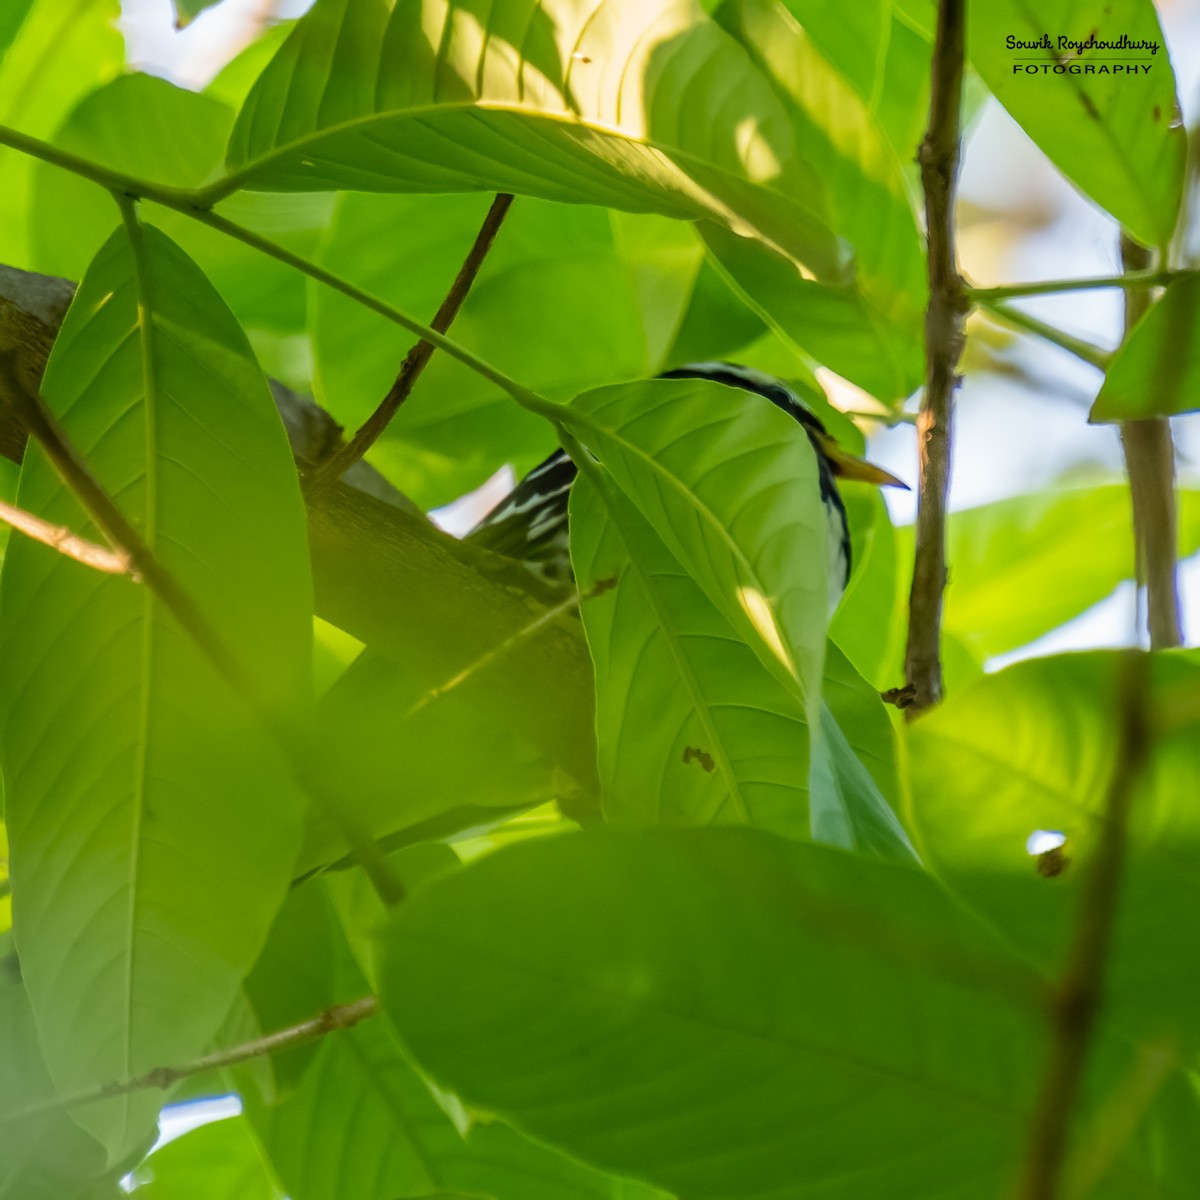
[817,435,910,490]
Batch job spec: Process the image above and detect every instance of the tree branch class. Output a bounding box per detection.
[3,995,378,1126]
[1119,235,1183,650]
[0,496,131,574]
[1017,651,1153,1200]
[904,0,967,717]
[305,193,514,495]
[968,269,1179,303]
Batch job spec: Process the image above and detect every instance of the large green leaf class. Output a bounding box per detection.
[0,224,311,1160]
[564,377,831,710]
[243,873,667,1200]
[908,652,1200,1057]
[716,0,926,325]
[312,192,648,507]
[778,0,931,160]
[968,0,1184,248]
[378,829,1200,1199]
[223,0,846,280]
[916,485,1200,659]
[1091,273,1200,420]
[571,473,911,859]
[129,1116,282,1199]
[0,0,122,271]
[172,0,223,26]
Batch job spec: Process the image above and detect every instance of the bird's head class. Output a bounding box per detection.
[660,362,908,493]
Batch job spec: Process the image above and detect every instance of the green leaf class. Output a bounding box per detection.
[908,652,1200,1057]
[372,830,1033,1198]
[379,829,1200,1198]
[0,224,312,1160]
[968,0,1184,248]
[312,192,648,507]
[716,0,926,331]
[571,475,911,860]
[0,936,121,1199]
[32,74,332,338]
[917,485,1200,659]
[701,222,923,403]
[245,891,667,1200]
[1092,273,1200,420]
[565,377,830,707]
[224,0,846,281]
[0,0,123,270]
[130,1115,282,1199]
[301,643,572,879]
[777,0,932,160]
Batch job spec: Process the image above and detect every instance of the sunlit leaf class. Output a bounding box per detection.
[716,0,926,337]
[968,0,1184,248]
[0,0,36,64]
[0,224,311,1160]
[778,0,931,159]
[571,475,911,859]
[224,0,846,281]
[565,376,830,709]
[1091,273,1200,420]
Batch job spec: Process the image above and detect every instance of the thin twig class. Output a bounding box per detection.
[306,194,514,495]
[0,496,132,575]
[2,995,378,1126]
[1016,651,1153,1200]
[1118,235,1183,649]
[978,299,1112,371]
[903,0,967,718]
[968,269,1179,303]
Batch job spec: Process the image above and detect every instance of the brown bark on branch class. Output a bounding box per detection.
[904,0,967,718]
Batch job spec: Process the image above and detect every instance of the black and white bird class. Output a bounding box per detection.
[468,363,907,608]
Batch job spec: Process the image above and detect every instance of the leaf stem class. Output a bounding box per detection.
[968,269,1179,303]
[977,299,1112,371]
[1118,235,1182,649]
[1016,651,1153,1200]
[904,0,967,717]
[305,193,514,495]
[2,995,378,1126]
[0,495,132,574]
